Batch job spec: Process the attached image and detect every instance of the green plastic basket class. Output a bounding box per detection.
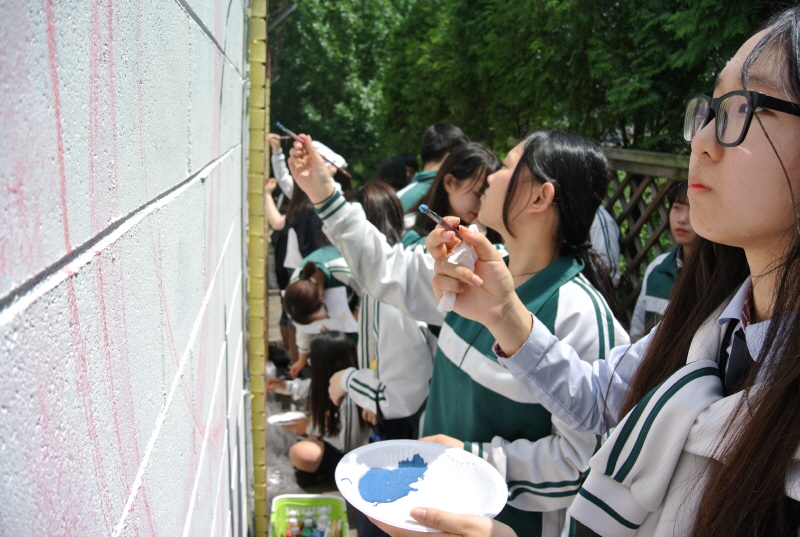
[269,493,349,537]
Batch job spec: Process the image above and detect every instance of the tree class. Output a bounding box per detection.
[377,0,780,156]
[269,0,411,182]
[270,1,782,178]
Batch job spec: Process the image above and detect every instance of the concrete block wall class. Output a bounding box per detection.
[0,0,251,535]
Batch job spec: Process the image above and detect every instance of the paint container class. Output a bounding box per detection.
[270,494,348,537]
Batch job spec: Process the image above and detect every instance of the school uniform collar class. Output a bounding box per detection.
[515,253,584,315]
[410,169,437,183]
[654,246,682,277]
[716,276,768,362]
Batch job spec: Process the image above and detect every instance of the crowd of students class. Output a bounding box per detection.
[265,6,800,536]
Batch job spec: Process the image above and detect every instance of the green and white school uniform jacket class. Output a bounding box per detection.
[316,191,629,537]
[289,245,360,354]
[338,292,436,432]
[424,255,630,537]
[397,169,437,229]
[314,191,443,326]
[304,196,436,428]
[568,282,800,536]
[500,278,800,536]
[630,247,682,340]
[340,229,436,430]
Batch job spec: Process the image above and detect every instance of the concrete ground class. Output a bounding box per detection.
[266,244,358,535]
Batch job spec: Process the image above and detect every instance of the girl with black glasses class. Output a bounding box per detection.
[414,5,800,537]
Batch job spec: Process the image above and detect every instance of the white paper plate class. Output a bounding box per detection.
[335,440,508,532]
[266,411,306,425]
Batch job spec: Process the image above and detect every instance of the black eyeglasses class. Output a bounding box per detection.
[683,90,800,147]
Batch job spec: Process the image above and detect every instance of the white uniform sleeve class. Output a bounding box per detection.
[469,292,631,513]
[295,331,311,355]
[283,378,311,401]
[340,367,381,415]
[341,301,435,419]
[472,419,599,512]
[271,150,294,199]
[271,151,344,201]
[315,192,443,325]
[501,318,651,436]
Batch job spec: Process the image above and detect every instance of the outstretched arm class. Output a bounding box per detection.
[268,133,294,198]
[288,135,443,324]
[263,178,286,230]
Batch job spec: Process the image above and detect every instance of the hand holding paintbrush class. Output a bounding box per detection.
[277,122,351,179]
[286,132,339,205]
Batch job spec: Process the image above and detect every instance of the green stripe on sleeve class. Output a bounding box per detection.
[351,378,378,396]
[604,383,661,476]
[613,367,719,482]
[349,385,376,400]
[508,487,581,501]
[572,277,607,360]
[576,274,617,350]
[318,197,347,221]
[315,190,343,214]
[577,488,641,530]
[507,477,584,490]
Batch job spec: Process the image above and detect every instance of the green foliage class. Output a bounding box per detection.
[270,0,783,177]
[378,0,780,157]
[269,0,411,183]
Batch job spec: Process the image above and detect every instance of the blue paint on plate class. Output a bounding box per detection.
[358,454,428,505]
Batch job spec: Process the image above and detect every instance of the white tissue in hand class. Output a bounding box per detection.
[438,224,480,313]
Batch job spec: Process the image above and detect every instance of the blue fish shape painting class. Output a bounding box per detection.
[356,454,428,505]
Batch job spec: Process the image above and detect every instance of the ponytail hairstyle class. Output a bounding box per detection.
[502,131,617,309]
[413,142,503,244]
[621,7,800,535]
[283,261,324,325]
[346,181,404,246]
[307,331,368,437]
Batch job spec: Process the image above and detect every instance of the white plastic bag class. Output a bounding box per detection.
[438,224,480,313]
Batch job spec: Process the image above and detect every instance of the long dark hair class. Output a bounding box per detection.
[503,131,617,309]
[307,331,368,437]
[347,181,405,246]
[413,142,502,244]
[621,8,800,535]
[285,183,313,221]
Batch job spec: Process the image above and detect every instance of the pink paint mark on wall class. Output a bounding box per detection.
[94,254,150,537]
[130,1,158,532]
[88,0,121,236]
[32,363,66,534]
[5,157,44,272]
[67,279,116,532]
[44,0,72,252]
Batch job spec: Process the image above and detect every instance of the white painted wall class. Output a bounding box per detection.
[0,0,250,535]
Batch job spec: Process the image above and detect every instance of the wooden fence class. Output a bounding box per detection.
[602,148,689,326]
